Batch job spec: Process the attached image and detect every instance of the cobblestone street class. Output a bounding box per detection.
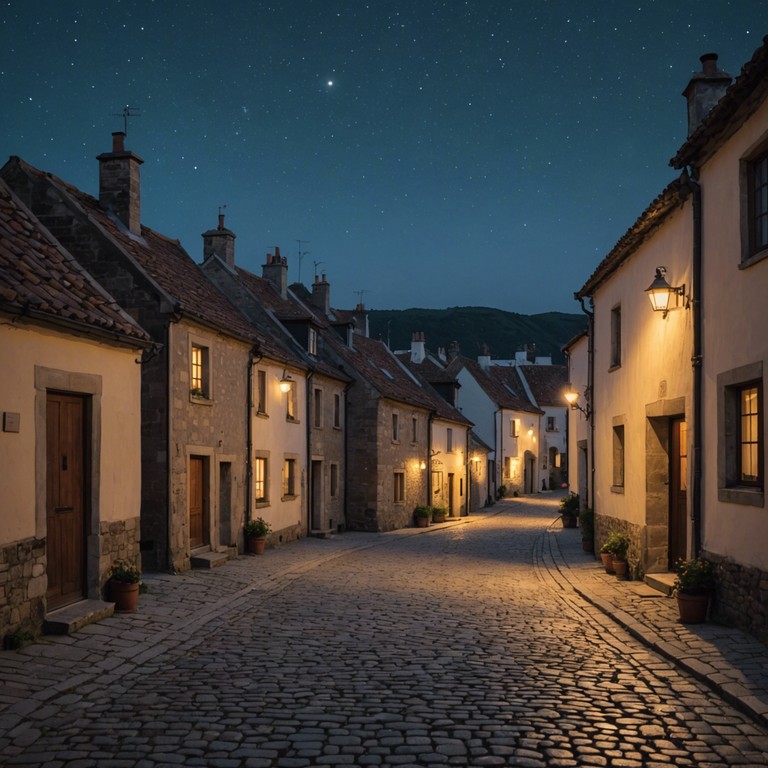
[1,496,767,767]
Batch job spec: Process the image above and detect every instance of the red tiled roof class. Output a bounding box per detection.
[8,157,262,345]
[516,364,568,407]
[0,178,150,345]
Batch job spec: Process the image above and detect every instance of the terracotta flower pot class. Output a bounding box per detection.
[247,536,267,555]
[110,580,139,612]
[562,515,577,529]
[600,552,614,573]
[676,591,711,624]
[415,516,430,528]
[612,559,628,577]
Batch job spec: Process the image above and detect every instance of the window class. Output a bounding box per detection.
[283,458,297,497]
[748,150,768,259]
[610,306,621,369]
[447,428,453,452]
[254,457,268,503]
[546,416,556,432]
[739,385,761,484]
[333,393,341,428]
[190,343,210,398]
[392,413,399,442]
[256,370,267,414]
[510,418,520,437]
[286,383,296,420]
[314,388,323,428]
[718,363,764,505]
[309,327,318,355]
[393,471,405,503]
[412,417,418,443]
[330,463,339,498]
[612,424,625,491]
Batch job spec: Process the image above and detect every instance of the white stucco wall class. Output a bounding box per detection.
[591,198,694,530]
[565,334,590,501]
[429,418,469,515]
[0,320,142,544]
[698,96,768,570]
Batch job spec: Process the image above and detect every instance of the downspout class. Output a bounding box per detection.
[165,304,183,573]
[494,408,500,500]
[578,296,595,512]
[683,168,703,555]
[426,411,434,506]
[306,370,314,535]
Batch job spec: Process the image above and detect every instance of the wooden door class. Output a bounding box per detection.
[46,393,86,609]
[189,456,209,549]
[447,473,455,516]
[669,418,688,568]
[310,460,322,530]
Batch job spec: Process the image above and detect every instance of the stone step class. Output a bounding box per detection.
[310,528,335,539]
[190,550,231,569]
[645,572,677,596]
[43,599,115,635]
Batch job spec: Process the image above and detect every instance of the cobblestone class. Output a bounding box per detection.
[1,496,767,766]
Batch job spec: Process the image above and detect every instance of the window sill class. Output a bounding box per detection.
[610,485,625,494]
[254,500,270,508]
[718,486,764,507]
[190,395,213,406]
[740,247,768,270]
[281,494,297,502]
[286,416,300,424]
[608,364,621,373]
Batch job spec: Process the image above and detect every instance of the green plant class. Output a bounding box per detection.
[496,485,507,500]
[107,559,141,584]
[413,505,432,519]
[602,532,629,561]
[431,506,447,518]
[559,493,580,518]
[244,517,271,538]
[578,507,594,539]
[674,557,717,594]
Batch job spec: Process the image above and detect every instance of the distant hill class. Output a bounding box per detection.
[367,307,587,364]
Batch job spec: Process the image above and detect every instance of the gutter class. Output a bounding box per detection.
[578,296,595,512]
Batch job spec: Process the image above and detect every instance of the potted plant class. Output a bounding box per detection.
[431,506,448,523]
[244,516,271,554]
[673,556,716,624]
[414,505,432,527]
[606,533,630,577]
[107,559,141,612]
[579,507,594,553]
[559,493,579,528]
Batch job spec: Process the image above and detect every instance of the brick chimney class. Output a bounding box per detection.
[311,273,331,316]
[478,343,491,371]
[202,212,236,268]
[683,53,732,136]
[447,340,460,361]
[96,131,143,235]
[410,331,426,364]
[262,246,288,298]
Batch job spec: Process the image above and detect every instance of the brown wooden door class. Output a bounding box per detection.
[46,393,86,609]
[189,456,209,549]
[669,418,688,568]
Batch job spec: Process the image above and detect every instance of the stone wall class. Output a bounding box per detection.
[0,538,46,645]
[98,516,141,594]
[595,513,644,580]
[707,553,768,645]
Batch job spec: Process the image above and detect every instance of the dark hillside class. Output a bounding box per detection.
[367,307,586,363]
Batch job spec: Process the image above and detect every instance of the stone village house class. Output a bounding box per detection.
[569,39,768,643]
[0,177,151,640]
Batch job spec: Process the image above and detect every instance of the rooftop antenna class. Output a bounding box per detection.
[313,260,324,278]
[296,239,310,283]
[354,289,368,306]
[111,105,141,135]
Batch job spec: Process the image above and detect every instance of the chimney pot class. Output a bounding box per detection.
[112,131,125,153]
[218,213,225,230]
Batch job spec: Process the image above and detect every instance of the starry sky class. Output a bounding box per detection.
[2,2,766,314]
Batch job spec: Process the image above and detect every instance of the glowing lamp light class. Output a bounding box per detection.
[279,370,293,393]
[645,266,686,318]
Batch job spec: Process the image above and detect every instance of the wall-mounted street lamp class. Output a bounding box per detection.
[564,386,591,419]
[279,370,293,393]
[645,266,687,318]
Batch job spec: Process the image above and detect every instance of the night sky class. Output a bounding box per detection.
[2,2,766,314]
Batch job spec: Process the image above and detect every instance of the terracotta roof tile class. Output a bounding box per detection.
[0,178,150,344]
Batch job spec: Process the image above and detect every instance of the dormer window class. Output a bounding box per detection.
[309,327,318,355]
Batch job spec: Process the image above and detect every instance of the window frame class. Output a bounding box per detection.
[256,369,267,415]
[282,457,297,499]
[611,421,625,493]
[254,455,269,505]
[333,393,341,429]
[610,304,622,370]
[393,471,405,504]
[742,143,768,265]
[189,340,211,400]
[392,412,399,443]
[313,387,323,428]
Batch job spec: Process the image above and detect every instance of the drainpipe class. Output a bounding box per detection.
[682,168,703,556]
[426,411,434,506]
[578,296,595,514]
[306,370,314,535]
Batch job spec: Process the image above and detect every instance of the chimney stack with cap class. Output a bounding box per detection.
[683,53,732,137]
[202,212,236,268]
[97,131,144,235]
[311,273,331,316]
[262,246,288,298]
[410,331,426,364]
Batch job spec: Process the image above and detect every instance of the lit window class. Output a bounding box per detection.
[739,384,762,485]
[254,457,268,503]
[510,418,520,437]
[190,343,210,398]
[612,424,625,490]
[286,382,296,420]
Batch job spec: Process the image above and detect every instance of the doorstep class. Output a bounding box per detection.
[43,599,115,635]
[190,549,233,569]
[645,572,677,596]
